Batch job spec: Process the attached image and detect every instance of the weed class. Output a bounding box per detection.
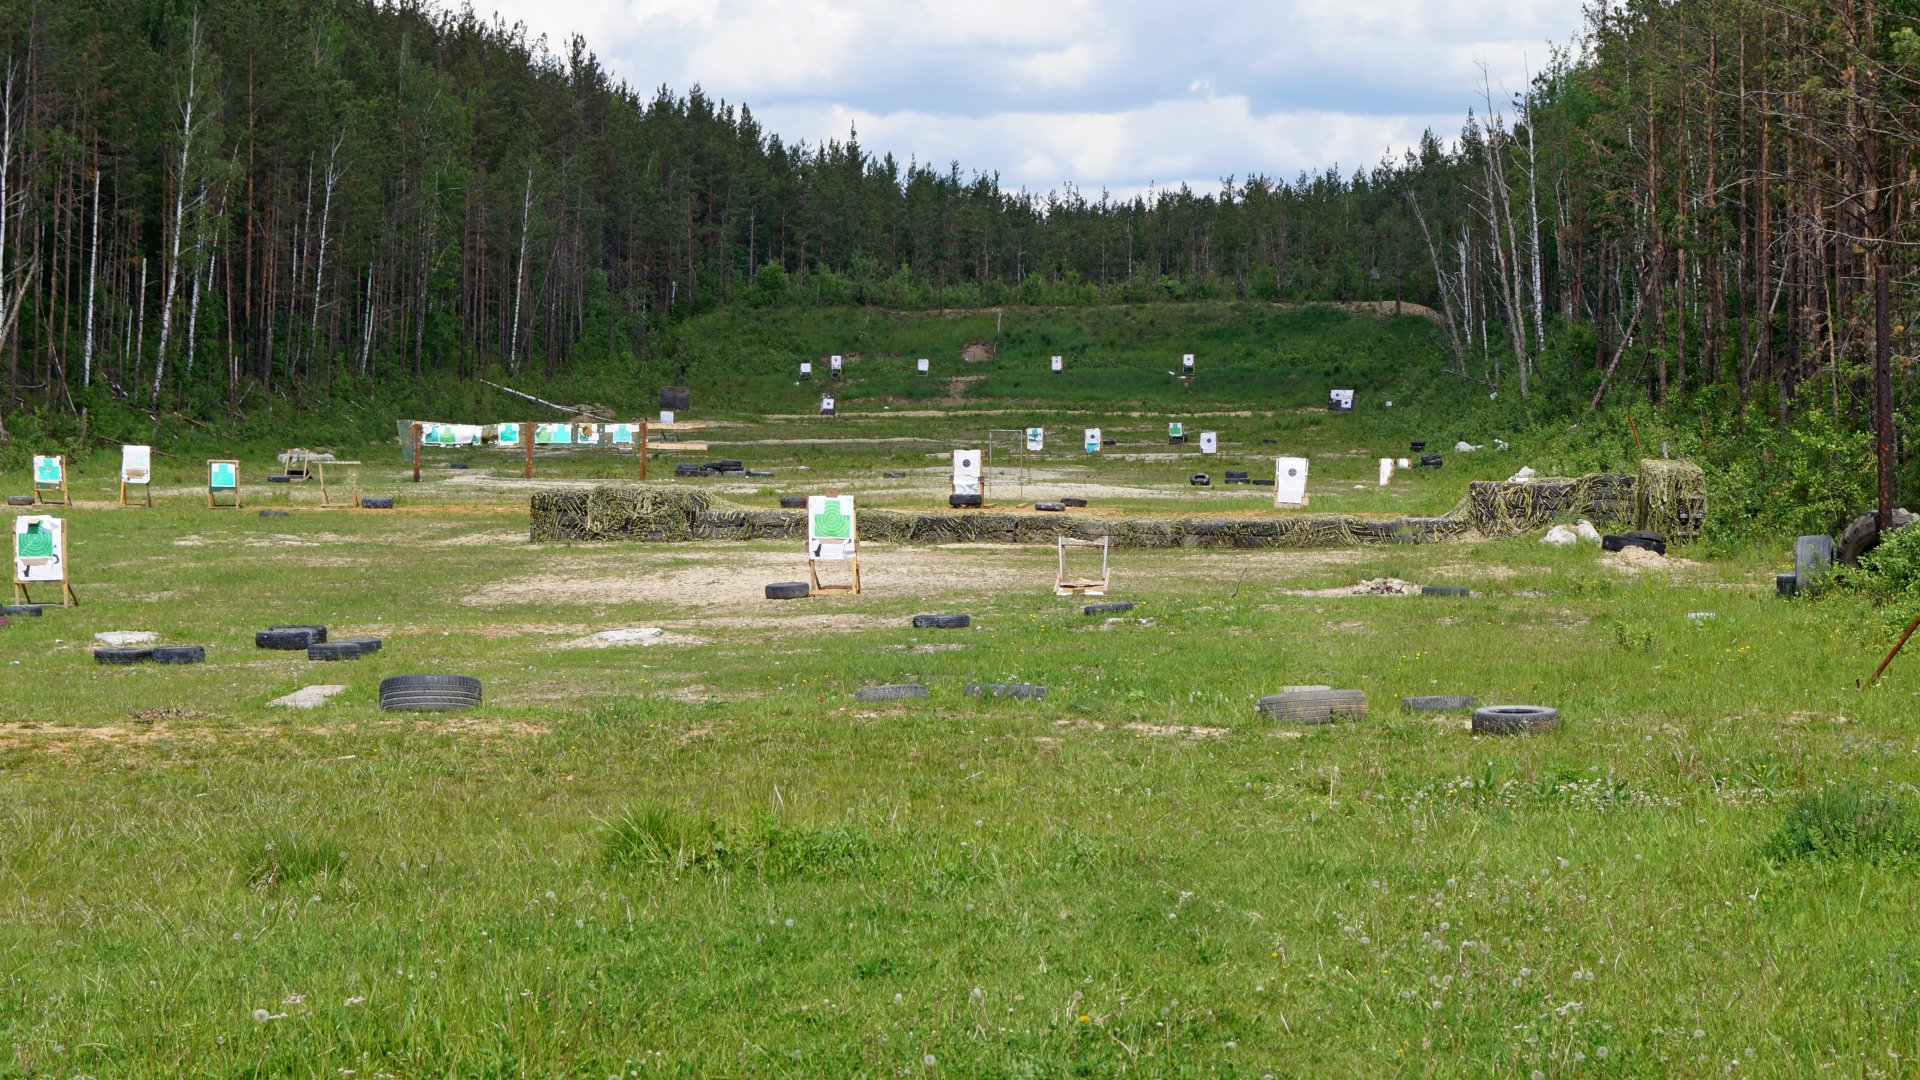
[1763,783,1920,864]
[246,833,345,890]
[602,806,735,877]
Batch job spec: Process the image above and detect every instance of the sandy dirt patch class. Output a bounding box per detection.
[1602,547,1703,574]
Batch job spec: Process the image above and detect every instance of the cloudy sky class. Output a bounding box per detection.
[473,0,1587,197]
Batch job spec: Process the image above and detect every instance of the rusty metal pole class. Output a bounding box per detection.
[522,422,533,479]
[640,419,650,481]
[411,423,422,483]
[1876,260,1894,530]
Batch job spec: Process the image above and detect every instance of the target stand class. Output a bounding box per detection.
[1055,536,1111,596]
[808,556,862,597]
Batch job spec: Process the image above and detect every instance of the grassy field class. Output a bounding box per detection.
[5,321,1919,1077]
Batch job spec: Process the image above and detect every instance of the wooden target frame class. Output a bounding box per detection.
[207,460,242,509]
[32,455,69,506]
[13,515,78,607]
[1055,536,1110,596]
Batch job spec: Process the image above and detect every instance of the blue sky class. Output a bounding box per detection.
[473,0,1587,197]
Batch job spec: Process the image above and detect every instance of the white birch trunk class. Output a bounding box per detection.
[84,168,101,387]
[508,163,533,373]
[151,16,204,405]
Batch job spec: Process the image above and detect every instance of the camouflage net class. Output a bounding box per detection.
[531,485,1470,548]
[1460,473,1638,537]
[1634,458,1707,543]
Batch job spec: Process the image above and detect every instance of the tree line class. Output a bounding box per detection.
[0,0,1913,446]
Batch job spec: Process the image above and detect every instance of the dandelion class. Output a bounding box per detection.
[344,997,366,1007]
[923,1054,936,1068]
[1695,1029,1706,1039]
[784,918,795,927]
[1596,1046,1609,1059]
[252,1009,270,1023]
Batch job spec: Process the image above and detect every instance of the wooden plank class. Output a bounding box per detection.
[644,442,710,453]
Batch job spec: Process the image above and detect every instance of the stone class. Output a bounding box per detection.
[94,631,158,647]
[270,685,349,708]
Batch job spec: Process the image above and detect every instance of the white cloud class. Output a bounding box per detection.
[466,0,1584,192]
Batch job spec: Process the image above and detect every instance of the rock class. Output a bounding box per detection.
[1507,466,1538,482]
[1494,439,1510,451]
[270,685,349,709]
[585,627,664,646]
[94,631,158,647]
[1455,441,1482,452]
[1574,519,1603,543]
[1541,525,1579,546]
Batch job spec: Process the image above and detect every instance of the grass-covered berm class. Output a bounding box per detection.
[2,307,1914,1077]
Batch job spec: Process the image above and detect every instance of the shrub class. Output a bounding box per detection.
[246,833,346,890]
[1762,783,1920,865]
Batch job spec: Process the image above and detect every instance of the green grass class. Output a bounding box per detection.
[2,316,1916,1076]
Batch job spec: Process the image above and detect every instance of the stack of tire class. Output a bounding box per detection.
[95,644,207,665]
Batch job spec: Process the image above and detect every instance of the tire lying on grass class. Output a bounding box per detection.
[94,647,153,665]
[6,495,34,506]
[152,645,207,665]
[912,613,970,629]
[256,626,325,649]
[1062,498,1088,508]
[1601,531,1665,555]
[1190,473,1211,486]
[765,582,811,600]
[309,640,372,661]
[881,471,907,478]
[965,682,1046,700]
[1402,694,1477,712]
[1083,601,1135,615]
[1256,688,1368,724]
[1034,501,1066,512]
[361,497,394,509]
[1471,705,1561,735]
[266,474,291,483]
[379,674,482,712]
[333,636,382,654]
[1,604,45,616]
[853,683,928,702]
[950,494,983,508]
[259,509,290,518]
[1421,585,1471,597]
[778,496,808,509]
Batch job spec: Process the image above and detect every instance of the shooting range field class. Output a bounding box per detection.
[3,329,1914,1075]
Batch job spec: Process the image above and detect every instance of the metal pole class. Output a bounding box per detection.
[640,419,650,481]
[1876,260,1894,530]
[522,422,533,479]
[411,423,422,483]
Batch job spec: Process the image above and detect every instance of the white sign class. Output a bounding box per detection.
[800,362,813,377]
[1329,388,1355,411]
[830,354,843,373]
[917,358,930,373]
[1025,427,1044,452]
[609,424,637,445]
[1378,458,1395,486]
[1274,457,1310,508]
[807,495,856,561]
[1168,422,1184,440]
[121,446,152,485]
[1084,428,1102,454]
[13,515,65,584]
[952,449,982,496]
[32,455,62,487]
[1182,353,1195,372]
[497,423,522,445]
[820,395,836,416]
[1199,432,1217,455]
[208,461,238,491]
[577,423,601,445]
[659,411,675,425]
[1051,355,1063,372]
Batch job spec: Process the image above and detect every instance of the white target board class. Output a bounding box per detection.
[800,362,813,378]
[952,449,982,496]
[1083,428,1101,454]
[1329,388,1355,412]
[829,354,843,375]
[497,423,522,445]
[807,495,857,561]
[658,411,674,426]
[1025,427,1044,452]
[1274,457,1310,508]
[121,445,152,485]
[1051,355,1063,373]
[917,358,930,374]
[1379,458,1395,486]
[820,395,836,416]
[1199,432,1217,455]
[1182,353,1195,373]
[13,515,66,584]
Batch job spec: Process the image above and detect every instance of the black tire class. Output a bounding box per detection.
[1419,454,1443,469]
[853,683,928,702]
[1776,573,1800,598]
[1836,509,1917,566]
[152,645,207,665]
[259,509,290,518]
[746,470,774,478]
[709,459,744,471]
[778,496,808,509]
[0,604,45,616]
[1256,689,1368,724]
[1421,586,1471,597]
[94,647,153,665]
[1083,601,1135,615]
[267,475,291,483]
[1472,705,1561,735]
[965,682,1046,700]
[449,462,470,469]
[1062,498,1088,508]
[361,497,394,509]
[270,624,328,640]
[1190,473,1211,486]
[1402,694,1477,712]
[1224,470,1250,480]
[333,636,382,654]
[1034,501,1066,512]
[379,674,482,712]
[1601,533,1665,555]
[256,627,324,649]
[766,581,811,600]
[308,640,368,661]
[7,495,34,506]
[912,613,970,629]
[950,494,983,508]
[1410,441,1426,452]
[882,471,907,478]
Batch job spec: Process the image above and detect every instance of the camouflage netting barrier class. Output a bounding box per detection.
[1634,458,1707,543]
[531,485,1471,548]
[1463,473,1638,537]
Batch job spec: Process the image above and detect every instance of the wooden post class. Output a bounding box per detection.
[522,422,533,479]
[639,419,650,481]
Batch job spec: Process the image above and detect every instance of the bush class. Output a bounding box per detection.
[1762,783,1920,865]
[602,806,734,877]
[1839,517,1920,603]
[246,832,346,890]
